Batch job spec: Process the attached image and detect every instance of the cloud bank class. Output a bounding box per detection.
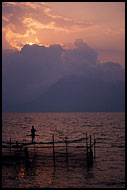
[2,2,94,50]
[2,39,125,112]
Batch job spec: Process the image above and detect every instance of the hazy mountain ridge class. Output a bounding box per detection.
[4,75,125,112]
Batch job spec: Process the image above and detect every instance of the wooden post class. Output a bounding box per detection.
[10,138,11,156]
[34,140,35,150]
[86,133,88,148]
[16,141,19,164]
[16,141,18,152]
[94,138,96,159]
[34,142,36,156]
[86,133,88,160]
[89,135,93,161]
[24,147,30,168]
[65,137,68,163]
[52,134,55,168]
[90,135,91,152]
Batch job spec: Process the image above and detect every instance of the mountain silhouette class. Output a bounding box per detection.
[6,75,125,112]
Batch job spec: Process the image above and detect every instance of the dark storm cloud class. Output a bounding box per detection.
[2,39,125,111]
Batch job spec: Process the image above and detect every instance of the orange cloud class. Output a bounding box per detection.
[2,2,95,50]
[2,16,9,22]
[3,23,38,50]
[2,2,125,68]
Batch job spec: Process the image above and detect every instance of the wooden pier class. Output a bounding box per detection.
[2,134,96,169]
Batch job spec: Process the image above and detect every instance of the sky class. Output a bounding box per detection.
[2,2,125,68]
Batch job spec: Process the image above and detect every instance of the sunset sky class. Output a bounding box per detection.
[2,2,125,68]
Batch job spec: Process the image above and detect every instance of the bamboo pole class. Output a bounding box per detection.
[89,135,93,161]
[10,138,11,156]
[86,133,88,160]
[16,141,19,164]
[52,134,55,168]
[65,137,68,163]
[94,137,96,159]
[16,141,18,152]
[86,133,88,148]
[90,135,91,152]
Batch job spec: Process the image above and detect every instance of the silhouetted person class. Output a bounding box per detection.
[31,126,36,143]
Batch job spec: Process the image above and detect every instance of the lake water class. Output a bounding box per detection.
[2,112,125,188]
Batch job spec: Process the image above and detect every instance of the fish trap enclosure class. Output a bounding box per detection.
[2,134,96,169]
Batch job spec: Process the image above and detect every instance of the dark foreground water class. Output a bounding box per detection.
[2,112,125,188]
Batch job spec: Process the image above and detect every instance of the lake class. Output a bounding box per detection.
[2,112,125,188]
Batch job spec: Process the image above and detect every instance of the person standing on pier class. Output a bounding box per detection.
[31,126,36,143]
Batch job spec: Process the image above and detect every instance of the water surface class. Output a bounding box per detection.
[2,112,125,188]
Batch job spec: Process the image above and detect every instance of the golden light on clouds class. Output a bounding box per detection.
[2,2,125,67]
[27,42,33,46]
[2,2,96,50]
